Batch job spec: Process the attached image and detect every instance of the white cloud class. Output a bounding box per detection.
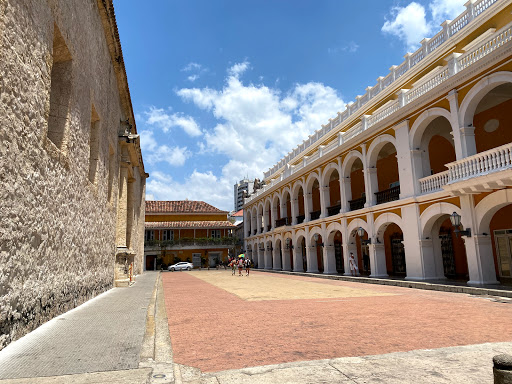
[430,0,466,25]
[144,61,345,210]
[228,61,250,78]
[328,41,359,55]
[145,107,202,137]
[382,2,430,51]
[181,62,208,82]
[140,129,191,167]
[382,0,466,51]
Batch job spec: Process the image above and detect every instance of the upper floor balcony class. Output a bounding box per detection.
[144,237,239,250]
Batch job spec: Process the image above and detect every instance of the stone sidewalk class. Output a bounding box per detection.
[0,272,159,383]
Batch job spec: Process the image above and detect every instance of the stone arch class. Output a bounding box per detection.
[305,172,321,193]
[374,212,403,242]
[367,134,397,168]
[321,161,341,187]
[476,189,512,234]
[273,236,283,270]
[346,218,369,238]
[308,226,324,273]
[341,150,364,178]
[410,107,454,150]
[294,230,307,272]
[460,71,512,127]
[420,202,461,238]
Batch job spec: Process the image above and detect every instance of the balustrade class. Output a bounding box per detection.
[375,185,401,205]
[275,217,289,228]
[447,142,512,182]
[296,215,305,224]
[419,170,450,194]
[310,210,321,221]
[349,197,365,211]
[327,204,341,217]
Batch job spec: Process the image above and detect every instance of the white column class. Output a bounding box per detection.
[366,168,378,206]
[264,247,272,269]
[447,90,466,160]
[324,245,337,274]
[280,201,286,222]
[320,186,329,218]
[273,244,282,270]
[368,243,388,277]
[341,178,351,212]
[361,144,371,208]
[294,243,304,272]
[459,195,499,285]
[283,247,291,271]
[460,126,477,158]
[306,245,319,273]
[258,247,264,269]
[257,210,262,234]
[401,204,427,280]
[291,198,299,225]
[418,239,444,279]
[410,149,424,195]
[271,204,277,230]
[394,120,416,198]
[304,193,313,222]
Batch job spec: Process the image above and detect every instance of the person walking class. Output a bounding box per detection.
[238,257,244,276]
[245,258,251,276]
[349,252,357,276]
[230,259,236,276]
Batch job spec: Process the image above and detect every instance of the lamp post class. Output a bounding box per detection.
[285,238,294,250]
[357,227,371,245]
[313,233,324,247]
[449,212,471,237]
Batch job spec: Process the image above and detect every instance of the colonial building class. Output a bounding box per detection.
[144,201,237,269]
[244,0,512,286]
[0,0,146,350]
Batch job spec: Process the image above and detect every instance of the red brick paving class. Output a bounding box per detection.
[162,271,512,373]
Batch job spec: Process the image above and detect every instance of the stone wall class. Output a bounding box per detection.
[0,0,146,350]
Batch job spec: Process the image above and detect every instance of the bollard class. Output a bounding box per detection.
[494,354,512,384]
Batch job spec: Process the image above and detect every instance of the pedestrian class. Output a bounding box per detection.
[245,258,250,276]
[362,252,370,273]
[349,252,357,276]
[231,259,236,275]
[238,257,244,276]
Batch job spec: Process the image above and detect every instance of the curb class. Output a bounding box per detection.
[253,269,512,298]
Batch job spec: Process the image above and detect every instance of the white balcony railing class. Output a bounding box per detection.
[248,0,506,205]
[447,142,512,183]
[419,170,450,194]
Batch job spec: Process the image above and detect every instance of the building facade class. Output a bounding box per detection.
[144,201,237,269]
[234,179,254,211]
[244,0,512,286]
[0,0,146,350]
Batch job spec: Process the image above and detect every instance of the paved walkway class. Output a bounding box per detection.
[163,270,512,373]
[0,272,157,381]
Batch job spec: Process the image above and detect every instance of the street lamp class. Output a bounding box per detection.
[313,233,324,247]
[449,212,471,237]
[285,238,294,249]
[357,227,371,245]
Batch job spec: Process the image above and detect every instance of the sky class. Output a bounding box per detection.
[113,0,467,212]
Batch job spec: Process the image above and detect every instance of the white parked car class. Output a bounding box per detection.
[167,262,193,272]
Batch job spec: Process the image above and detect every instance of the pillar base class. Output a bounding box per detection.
[369,274,389,278]
[468,279,500,286]
[307,269,319,273]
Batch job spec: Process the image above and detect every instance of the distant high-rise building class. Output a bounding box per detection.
[234,179,254,211]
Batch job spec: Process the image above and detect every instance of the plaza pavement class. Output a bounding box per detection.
[0,270,512,383]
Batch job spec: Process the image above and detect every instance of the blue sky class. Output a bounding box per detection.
[113,0,466,211]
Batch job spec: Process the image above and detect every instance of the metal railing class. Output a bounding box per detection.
[375,185,401,205]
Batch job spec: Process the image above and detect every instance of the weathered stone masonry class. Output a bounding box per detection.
[0,0,147,350]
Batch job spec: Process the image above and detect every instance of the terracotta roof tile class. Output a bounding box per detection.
[145,221,236,229]
[232,209,244,217]
[146,200,226,214]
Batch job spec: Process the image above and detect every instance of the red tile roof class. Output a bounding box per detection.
[145,221,236,229]
[231,209,244,217]
[146,200,226,214]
